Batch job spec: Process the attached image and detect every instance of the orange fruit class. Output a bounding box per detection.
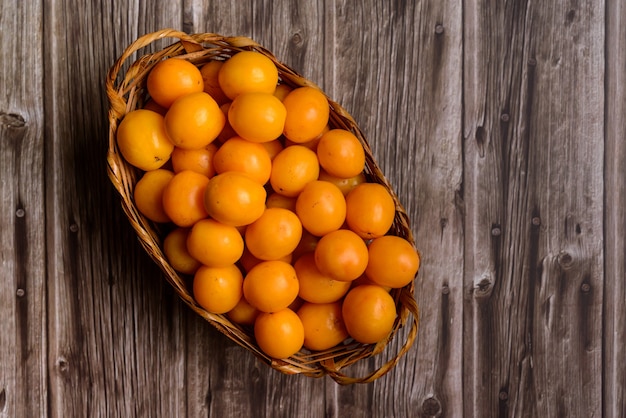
[261,138,284,160]
[289,296,305,312]
[345,182,396,239]
[170,143,218,178]
[164,91,225,149]
[203,171,267,227]
[226,296,260,325]
[161,170,210,227]
[238,247,263,273]
[218,51,279,99]
[216,102,238,143]
[143,99,168,116]
[282,86,329,144]
[365,235,420,288]
[239,247,292,274]
[341,284,397,344]
[316,129,365,178]
[291,230,319,262]
[116,109,174,171]
[318,170,366,196]
[243,260,299,313]
[295,180,346,236]
[269,145,320,197]
[162,227,201,275]
[284,124,328,151]
[351,274,392,292]
[294,253,351,303]
[254,308,304,358]
[147,58,204,108]
[186,218,244,267]
[314,229,368,282]
[213,136,272,184]
[228,92,286,143]
[200,60,229,105]
[193,264,243,314]
[133,169,175,223]
[266,192,297,212]
[273,83,293,101]
[244,207,303,261]
[297,301,348,351]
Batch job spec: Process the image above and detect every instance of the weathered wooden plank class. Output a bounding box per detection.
[603,0,626,416]
[463,0,604,416]
[44,2,191,417]
[183,0,255,38]
[462,3,524,414]
[329,0,464,416]
[0,1,46,417]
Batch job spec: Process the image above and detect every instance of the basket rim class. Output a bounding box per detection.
[106,28,420,385]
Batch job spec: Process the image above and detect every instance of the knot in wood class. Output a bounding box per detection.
[473,274,494,298]
[421,396,442,416]
[0,112,26,128]
[56,357,69,373]
[557,251,574,269]
[566,9,577,25]
[291,32,303,46]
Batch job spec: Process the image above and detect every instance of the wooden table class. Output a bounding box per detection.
[2,0,624,417]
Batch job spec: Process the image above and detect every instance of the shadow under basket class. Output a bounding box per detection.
[106,28,420,385]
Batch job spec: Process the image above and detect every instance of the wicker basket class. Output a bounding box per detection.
[106,28,419,385]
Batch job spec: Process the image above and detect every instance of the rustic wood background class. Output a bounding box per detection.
[1,0,623,416]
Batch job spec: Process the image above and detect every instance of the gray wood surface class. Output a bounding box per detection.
[463,2,605,417]
[1,0,622,417]
[604,0,626,416]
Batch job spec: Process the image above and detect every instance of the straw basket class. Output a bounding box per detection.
[106,29,419,385]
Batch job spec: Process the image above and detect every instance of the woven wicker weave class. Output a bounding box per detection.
[106,28,419,385]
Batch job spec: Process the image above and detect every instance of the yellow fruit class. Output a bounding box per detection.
[342,284,397,344]
[254,308,304,358]
[218,51,279,99]
[116,109,174,171]
[203,171,267,227]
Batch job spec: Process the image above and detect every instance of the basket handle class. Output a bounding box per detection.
[323,289,420,385]
[106,28,263,118]
[106,29,187,117]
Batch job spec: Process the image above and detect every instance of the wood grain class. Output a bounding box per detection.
[0,1,46,417]
[604,0,626,416]
[0,0,623,416]
[463,0,604,416]
[44,2,190,417]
